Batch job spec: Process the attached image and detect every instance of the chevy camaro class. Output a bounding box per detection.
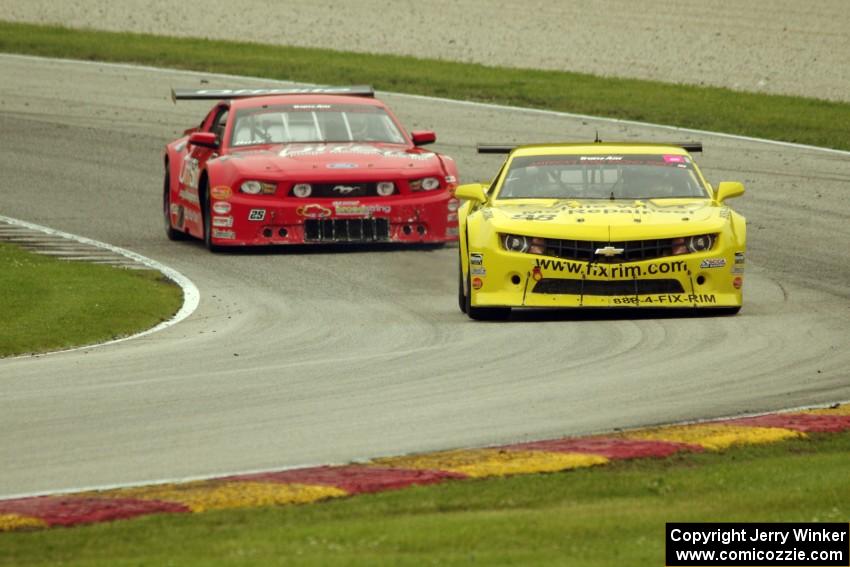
[164,86,459,250]
[456,142,746,320]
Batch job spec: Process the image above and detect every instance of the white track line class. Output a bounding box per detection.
[0,214,200,360]
[3,53,850,157]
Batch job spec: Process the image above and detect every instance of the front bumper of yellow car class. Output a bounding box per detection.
[467,246,745,309]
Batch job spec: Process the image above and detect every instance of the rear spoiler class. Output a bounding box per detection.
[171,85,374,102]
[477,142,703,154]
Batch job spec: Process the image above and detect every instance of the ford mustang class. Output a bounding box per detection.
[164,86,459,250]
[455,142,746,319]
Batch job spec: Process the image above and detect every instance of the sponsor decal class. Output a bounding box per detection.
[179,156,200,189]
[535,258,687,278]
[445,175,457,183]
[183,209,201,224]
[212,216,233,228]
[296,204,332,218]
[612,294,717,305]
[210,186,232,200]
[447,212,458,222]
[700,258,726,269]
[472,277,484,290]
[212,201,231,214]
[445,226,459,236]
[580,156,622,161]
[471,267,486,276]
[174,141,187,152]
[733,277,744,289]
[732,267,745,275]
[170,203,180,215]
[211,229,235,239]
[734,252,745,264]
[470,253,484,265]
[663,155,686,163]
[326,163,359,169]
[248,209,266,222]
[719,207,731,218]
[178,189,200,205]
[447,199,460,212]
[332,200,391,216]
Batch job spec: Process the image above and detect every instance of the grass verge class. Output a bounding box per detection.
[1,21,849,152]
[0,243,182,357]
[1,432,848,566]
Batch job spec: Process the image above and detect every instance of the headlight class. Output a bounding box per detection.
[292,183,312,198]
[671,234,716,255]
[376,182,395,196]
[410,177,441,191]
[240,181,276,195]
[501,234,546,254]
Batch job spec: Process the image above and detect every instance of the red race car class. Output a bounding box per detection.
[164,86,460,251]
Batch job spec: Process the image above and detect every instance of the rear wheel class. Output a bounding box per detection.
[466,272,510,321]
[163,169,187,241]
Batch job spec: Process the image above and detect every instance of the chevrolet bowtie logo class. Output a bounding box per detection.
[595,245,624,257]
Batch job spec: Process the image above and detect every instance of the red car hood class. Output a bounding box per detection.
[218,143,442,176]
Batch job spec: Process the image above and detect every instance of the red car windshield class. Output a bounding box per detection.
[229,104,406,146]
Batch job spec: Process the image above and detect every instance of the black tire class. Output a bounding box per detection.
[163,169,187,241]
[458,259,468,314]
[201,180,223,253]
[466,272,510,321]
[709,306,742,316]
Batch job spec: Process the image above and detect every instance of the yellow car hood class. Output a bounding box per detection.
[485,198,726,240]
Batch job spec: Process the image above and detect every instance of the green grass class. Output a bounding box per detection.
[1,21,850,152]
[0,243,183,357]
[1,432,848,566]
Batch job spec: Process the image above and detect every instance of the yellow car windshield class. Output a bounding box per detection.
[497,154,709,200]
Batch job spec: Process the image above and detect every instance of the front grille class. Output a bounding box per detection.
[304,218,390,242]
[543,238,676,263]
[532,278,684,296]
[292,183,380,198]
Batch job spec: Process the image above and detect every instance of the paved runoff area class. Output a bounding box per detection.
[2,404,849,531]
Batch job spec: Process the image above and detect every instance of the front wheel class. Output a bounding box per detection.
[458,260,468,314]
[202,182,223,253]
[465,272,510,321]
[163,170,187,241]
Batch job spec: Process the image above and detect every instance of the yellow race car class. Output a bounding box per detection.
[456,142,746,320]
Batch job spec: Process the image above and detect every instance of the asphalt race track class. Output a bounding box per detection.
[1,55,849,497]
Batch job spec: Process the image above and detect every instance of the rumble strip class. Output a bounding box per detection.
[2,403,848,531]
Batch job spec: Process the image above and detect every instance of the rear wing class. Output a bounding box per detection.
[478,142,703,154]
[171,85,374,102]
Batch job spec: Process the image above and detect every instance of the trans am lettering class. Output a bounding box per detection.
[535,258,687,277]
[612,294,717,305]
[279,144,436,161]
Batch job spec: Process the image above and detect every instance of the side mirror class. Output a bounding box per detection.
[188,131,219,149]
[715,181,745,203]
[454,183,487,203]
[411,130,436,146]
